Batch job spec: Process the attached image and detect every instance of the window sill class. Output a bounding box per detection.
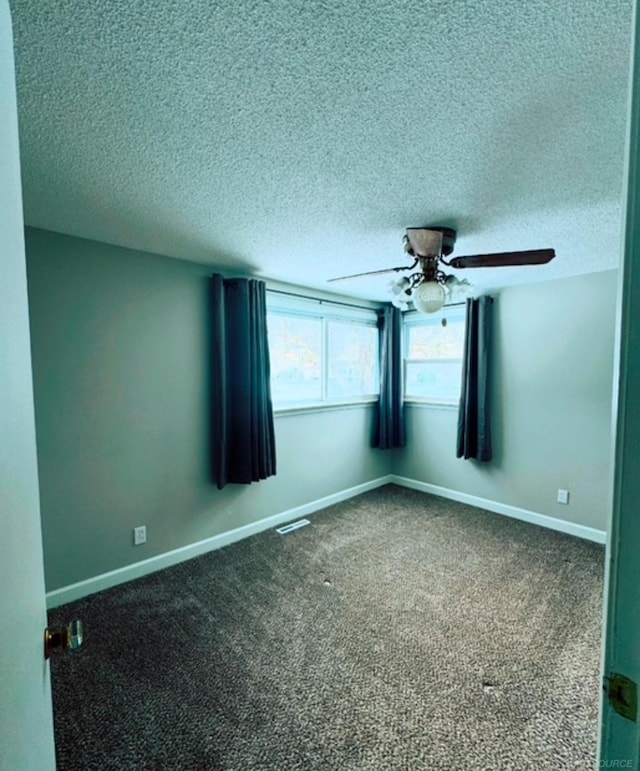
[274,398,378,417]
[404,399,459,411]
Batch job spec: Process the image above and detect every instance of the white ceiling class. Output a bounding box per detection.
[9,0,633,300]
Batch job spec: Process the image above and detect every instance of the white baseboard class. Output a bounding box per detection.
[390,475,607,544]
[46,472,604,608]
[46,474,394,609]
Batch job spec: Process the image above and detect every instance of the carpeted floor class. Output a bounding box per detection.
[48,485,604,770]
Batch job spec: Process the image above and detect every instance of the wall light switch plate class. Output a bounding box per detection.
[557,489,570,505]
[133,525,147,545]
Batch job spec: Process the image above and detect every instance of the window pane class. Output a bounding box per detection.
[406,360,462,401]
[327,321,377,397]
[405,311,465,402]
[408,319,465,359]
[268,314,321,403]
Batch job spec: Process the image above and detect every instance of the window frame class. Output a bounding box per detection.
[403,305,467,407]
[266,293,380,412]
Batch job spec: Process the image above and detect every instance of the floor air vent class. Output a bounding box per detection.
[276,519,310,535]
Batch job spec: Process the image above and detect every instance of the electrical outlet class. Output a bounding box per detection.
[557,489,570,505]
[133,525,147,545]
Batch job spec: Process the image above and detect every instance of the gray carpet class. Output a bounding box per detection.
[48,485,604,770]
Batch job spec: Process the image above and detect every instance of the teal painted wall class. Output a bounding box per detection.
[392,270,618,531]
[25,228,389,591]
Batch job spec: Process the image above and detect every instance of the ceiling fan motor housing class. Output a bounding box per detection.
[405,226,457,257]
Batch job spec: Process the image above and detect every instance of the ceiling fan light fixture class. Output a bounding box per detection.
[391,294,410,310]
[388,276,410,296]
[389,276,411,309]
[444,275,471,302]
[412,280,446,314]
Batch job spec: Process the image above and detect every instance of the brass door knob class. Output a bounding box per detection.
[44,619,84,660]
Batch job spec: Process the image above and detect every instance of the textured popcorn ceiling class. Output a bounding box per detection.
[9,0,633,299]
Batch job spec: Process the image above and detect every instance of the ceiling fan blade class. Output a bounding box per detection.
[448,248,555,269]
[328,262,416,282]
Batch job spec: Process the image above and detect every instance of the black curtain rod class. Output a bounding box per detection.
[266,288,380,312]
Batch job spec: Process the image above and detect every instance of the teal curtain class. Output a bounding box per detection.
[457,295,493,461]
[210,275,276,488]
[374,305,406,449]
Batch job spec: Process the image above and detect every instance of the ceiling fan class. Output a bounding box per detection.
[328,226,555,314]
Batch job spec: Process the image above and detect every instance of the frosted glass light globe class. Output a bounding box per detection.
[413,281,445,314]
[387,276,410,296]
[391,293,409,309]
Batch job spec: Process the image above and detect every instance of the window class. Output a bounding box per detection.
[266,314,322,403]
[327,321,377,398]
[404,305,466,404]
[267,294,379,408]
